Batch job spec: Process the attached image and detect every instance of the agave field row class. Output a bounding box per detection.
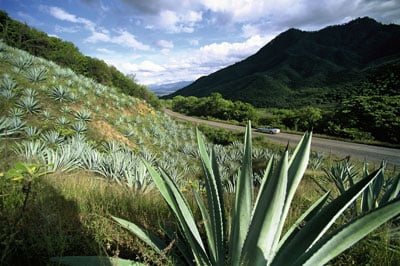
[0,40,289,192]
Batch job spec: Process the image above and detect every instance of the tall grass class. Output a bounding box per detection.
[0,171,175,265]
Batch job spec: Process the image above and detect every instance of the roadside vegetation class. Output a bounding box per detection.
[0,17,399,266]
[165,89,400,146]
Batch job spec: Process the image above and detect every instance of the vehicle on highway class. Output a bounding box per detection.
[256,127,281,134]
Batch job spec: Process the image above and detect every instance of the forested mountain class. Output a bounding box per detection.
[0,10,159,107]
[167,17,400,108]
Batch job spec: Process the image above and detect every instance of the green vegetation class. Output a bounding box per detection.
[168,93,400,144]
[167,93,257,124]
[0,10,159,108]
[111,124,400,265]
[0,16,399,266]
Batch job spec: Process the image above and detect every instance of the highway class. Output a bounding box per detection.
[164,109,400,167]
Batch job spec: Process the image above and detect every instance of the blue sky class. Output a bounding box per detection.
[1,0,399,85]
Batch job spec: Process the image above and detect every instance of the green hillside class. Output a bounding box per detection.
[0,10,159,108]
[0,40,204,177]
[167,17,400,108]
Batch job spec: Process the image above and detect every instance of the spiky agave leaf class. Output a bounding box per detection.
[196,128,225,265]
[142,161,210,265]
[240,152,286,265]
[16,95,41,114]
[297,198,400,266]
[271,168,384,265]
[239,131,312,265]
[24,66,48,82]
[268,131,312,259]
[0,116,25,137]
[380,173,400,204]
[229,121,253,265]
[0,74,18,91]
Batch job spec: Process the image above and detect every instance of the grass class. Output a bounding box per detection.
[1,41,399,265]
[1,164,399,265]
[0,170,176,265]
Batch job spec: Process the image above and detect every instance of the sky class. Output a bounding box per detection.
[1,0,399,86]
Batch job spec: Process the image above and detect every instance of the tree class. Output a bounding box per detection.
[339,95,400,143]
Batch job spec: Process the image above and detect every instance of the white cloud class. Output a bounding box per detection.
[159,10,179,30]
[111,30,151,50]
[148,9,202,33]
[46,6,95,30]
[155,39,174,49]
[85,31,110,43]
[54,25,80,33]
[96,48,114,54]
[191,35,273,67]
[44,6,151,51]
[113,35,275,84]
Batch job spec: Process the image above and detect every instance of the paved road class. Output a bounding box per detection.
[164,109,400,167]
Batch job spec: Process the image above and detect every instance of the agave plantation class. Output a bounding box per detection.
[1,39,400,266]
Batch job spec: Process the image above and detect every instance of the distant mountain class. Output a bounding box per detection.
[148,80,193,96]
[166,17,400,108]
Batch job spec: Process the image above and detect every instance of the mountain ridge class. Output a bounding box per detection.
[148,80,193,96]
[166,17,400,108]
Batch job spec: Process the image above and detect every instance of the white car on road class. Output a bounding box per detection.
[256,127,281,134]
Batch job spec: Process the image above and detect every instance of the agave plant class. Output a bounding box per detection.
[13,140,46,161]
[40,130,64,145]
[361,161,400,214]
[101,140,123,154]
[69,92,78,102]
[60,105,72,114]
[95,151,133,183]
[55,116,70,127]
[10,54,33,72]
[23,88,39,98]
[24,66,48,83]
[41,145,80,173]
[309,151,325,170]
[125,159,154,193]
[8,108,25,118]
[24,126,42,138]
[74,109,92,122]
[0,116,25,137]
[41,110,53,120]
[112,122,400,265]
[0,74,18,91]
[70,121,87,134]
[16,95,42,114]
[0,89,17,100]
[54,67,74,78]
[50,85,71,102]
[7,117,26,132]
[80,147,103,171]
[322,158,359,194]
